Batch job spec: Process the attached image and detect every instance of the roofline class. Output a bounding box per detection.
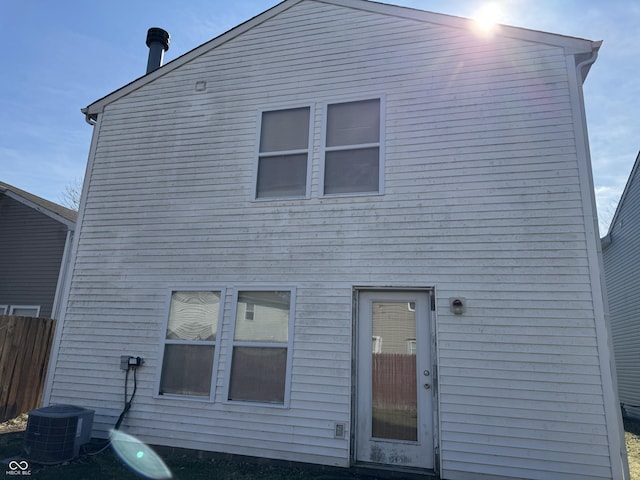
[325,0,599,50]
[83,0,302,119]
[0,183,76,229]
[604,150,640,239]
[81,0,600,118]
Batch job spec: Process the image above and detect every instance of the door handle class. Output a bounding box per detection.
[424,384,431,389]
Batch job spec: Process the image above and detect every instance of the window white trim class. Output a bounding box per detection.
[245,302,255,321]
[372,335,383,354]
[0,305,7,315]
[253,105,314,201]
[9,305,41,317]
[224,286,296,408]
[320,95,386,197]
[154,288,226,402]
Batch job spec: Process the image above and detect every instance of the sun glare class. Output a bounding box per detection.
[473,2,503,34]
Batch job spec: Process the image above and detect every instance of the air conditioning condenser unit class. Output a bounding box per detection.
[23,404,94,464]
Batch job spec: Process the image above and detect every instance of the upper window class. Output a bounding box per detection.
[159,291,222,398]
[324,99,381,195]
[228,290,293,405]
[256,107,310,199]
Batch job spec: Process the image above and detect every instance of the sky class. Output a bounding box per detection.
[0,0,638,234]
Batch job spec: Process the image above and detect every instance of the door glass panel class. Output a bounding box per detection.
[371,302,417,441]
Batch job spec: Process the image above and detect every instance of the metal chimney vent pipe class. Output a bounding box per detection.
[145,27,170,74]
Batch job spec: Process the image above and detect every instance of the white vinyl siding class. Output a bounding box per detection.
[45,1,614,477]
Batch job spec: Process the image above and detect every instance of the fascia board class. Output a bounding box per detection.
[83,0,304,116]
[2,190,75,230]
[321,0,598,53]
[82,0,600,117]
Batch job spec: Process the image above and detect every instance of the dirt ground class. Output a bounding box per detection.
[2,413,640,479]
[626,418,640,479]
[0,414,380,480]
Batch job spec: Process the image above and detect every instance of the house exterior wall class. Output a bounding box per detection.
[603,156,640,420]
[45,1,621,479]
[0,195,69,318]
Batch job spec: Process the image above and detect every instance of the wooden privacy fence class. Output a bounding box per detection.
[0,315,56,422]
[372,353,418,441]
[372,352,417,408]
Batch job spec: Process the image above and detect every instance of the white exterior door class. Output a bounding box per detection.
[355,290,434,470]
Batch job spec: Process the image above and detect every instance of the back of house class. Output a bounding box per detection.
[0,181,76,319]
[602,152,640,421]
[43,1,628,479]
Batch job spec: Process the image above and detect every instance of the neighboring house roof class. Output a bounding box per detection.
[602,151,640,245]
[81,0,601,121]
[0,181,77,229]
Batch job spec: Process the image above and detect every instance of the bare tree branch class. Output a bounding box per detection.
[60,177,83,211]
[598,199,618,236]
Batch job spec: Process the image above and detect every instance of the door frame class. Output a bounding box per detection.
[351,286,439,474]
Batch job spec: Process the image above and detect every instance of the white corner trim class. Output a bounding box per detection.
[566,52,630,480]
[41,114,103,407]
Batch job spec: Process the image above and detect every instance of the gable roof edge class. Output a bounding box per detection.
[605,151,640,239]
[0,182,77,229]
[83,0,303,118]
[82,0,599,119]
[322,0,598,52]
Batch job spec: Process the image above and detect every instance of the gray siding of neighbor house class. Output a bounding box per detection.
[45,1,623,479]
[0,195,69,318]
[603,154,640,420]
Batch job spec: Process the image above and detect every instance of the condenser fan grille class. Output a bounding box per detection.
[24,415,78,463]
[23,405,94,464]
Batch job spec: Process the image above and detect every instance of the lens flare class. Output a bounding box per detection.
[110,429,172,480]
[473,2,503,34]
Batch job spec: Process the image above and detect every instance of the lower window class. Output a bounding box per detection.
[8,305,41,317]
[160,344,214,397]
[324,147,380,194]
[229,347,287,403]
[159,291,222,397]
[228,290,293,405]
